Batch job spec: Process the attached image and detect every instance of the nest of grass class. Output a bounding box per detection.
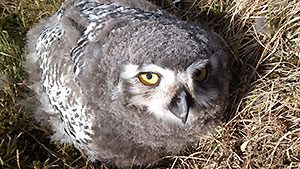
[0,0,299,168]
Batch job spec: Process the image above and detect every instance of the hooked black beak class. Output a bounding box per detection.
[168,88,193,124]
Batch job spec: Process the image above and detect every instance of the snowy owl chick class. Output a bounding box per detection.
[26,0,232,167]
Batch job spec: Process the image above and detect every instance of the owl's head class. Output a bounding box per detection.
[111,30,229,125]
[103,17,230,125]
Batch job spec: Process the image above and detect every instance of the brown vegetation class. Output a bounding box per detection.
[0,0,299,168]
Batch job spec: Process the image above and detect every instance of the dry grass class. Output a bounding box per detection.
[0,0,299,168]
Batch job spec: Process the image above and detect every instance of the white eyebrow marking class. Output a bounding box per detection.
[121,64,139,79]
[187,59,209,73]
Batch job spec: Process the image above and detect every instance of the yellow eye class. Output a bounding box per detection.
[194,67,208,82]
[138,72,160,86]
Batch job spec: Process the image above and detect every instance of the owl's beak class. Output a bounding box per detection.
[168,88,193,124]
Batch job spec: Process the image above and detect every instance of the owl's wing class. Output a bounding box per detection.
[25,0,97,150]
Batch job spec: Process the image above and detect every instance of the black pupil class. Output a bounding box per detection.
[146,73,153,79]
[194,69,202,77]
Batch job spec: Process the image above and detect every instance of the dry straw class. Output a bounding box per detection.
[0,0,299,168]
